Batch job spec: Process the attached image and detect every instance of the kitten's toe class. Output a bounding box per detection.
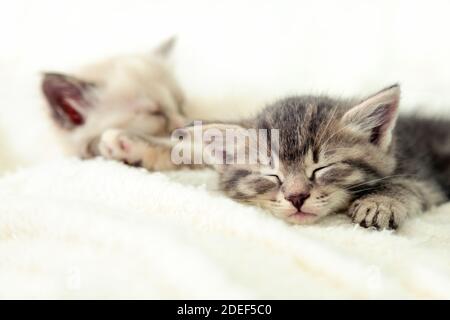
[99,129,140,165]
[385,201,407,229]
[350,200,377,228]
[372,203,391,229]
[349,196,407,230]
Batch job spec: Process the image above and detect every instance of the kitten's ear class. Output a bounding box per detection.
[342,84,400,151]
[41,73,96,129]
[153,36,176,57]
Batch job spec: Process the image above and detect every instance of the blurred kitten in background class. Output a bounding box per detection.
[41,37,189,170]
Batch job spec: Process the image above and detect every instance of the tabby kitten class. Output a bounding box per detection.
[41,37,188,170]
[190,85,449,229]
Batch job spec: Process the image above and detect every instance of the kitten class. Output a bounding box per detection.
[186,85,449,229]
[41,37,189,170]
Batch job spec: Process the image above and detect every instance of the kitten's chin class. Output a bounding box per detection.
[285,211,319,225]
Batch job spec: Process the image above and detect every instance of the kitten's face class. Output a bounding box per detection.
[216,86,400,224]
[41,37,186,157]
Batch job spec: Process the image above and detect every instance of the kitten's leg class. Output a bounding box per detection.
[98,129,192,171]
[348,178,446,230]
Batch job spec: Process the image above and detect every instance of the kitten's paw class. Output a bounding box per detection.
[349,196,407,230]
[98,129,142,166]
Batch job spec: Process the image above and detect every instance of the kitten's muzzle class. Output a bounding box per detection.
[286,192,310,211]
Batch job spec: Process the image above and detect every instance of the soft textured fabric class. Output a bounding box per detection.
[0,158,449,299]
[1,0,450,299]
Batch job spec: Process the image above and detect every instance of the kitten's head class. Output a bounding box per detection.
[41,37,186,157]
[197,85,400,224]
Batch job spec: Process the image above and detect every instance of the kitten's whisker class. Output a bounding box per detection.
[322,147,355,154]
[348,187,379,194]
[316,104,340,147]
[344,174,414,191]
[320,124,352,146]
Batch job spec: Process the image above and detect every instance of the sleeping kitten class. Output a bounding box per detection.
[185,85,449,229]
[41,37,189,170]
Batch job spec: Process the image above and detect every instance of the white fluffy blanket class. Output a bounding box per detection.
[1,158,449,299]
[2,0,450,299]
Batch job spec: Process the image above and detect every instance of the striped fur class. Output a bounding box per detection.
[217,85,449,229]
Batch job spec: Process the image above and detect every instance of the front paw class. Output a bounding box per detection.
[98,129,142,166]
[349,196,407,230]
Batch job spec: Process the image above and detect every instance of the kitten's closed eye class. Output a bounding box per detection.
[265,174,282,185]
[148,109,165,117]
[314,163,358,185]
[310,166,330,181]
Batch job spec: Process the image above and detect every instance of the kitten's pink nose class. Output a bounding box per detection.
[286,193,310,210]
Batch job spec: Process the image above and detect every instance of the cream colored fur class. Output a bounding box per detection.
[48,43,186,158]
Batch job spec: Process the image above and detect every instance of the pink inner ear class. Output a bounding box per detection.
[54,93,84,126]
[42,73,93,129]
[368,103,396,145]
[342,85,400,149]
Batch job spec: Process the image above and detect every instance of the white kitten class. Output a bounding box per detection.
[42,37,189,170]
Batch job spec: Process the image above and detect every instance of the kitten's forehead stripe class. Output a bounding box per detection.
[257,96,342,166]
[312,148,320,163]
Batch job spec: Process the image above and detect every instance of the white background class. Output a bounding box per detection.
[1,0,449,171]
